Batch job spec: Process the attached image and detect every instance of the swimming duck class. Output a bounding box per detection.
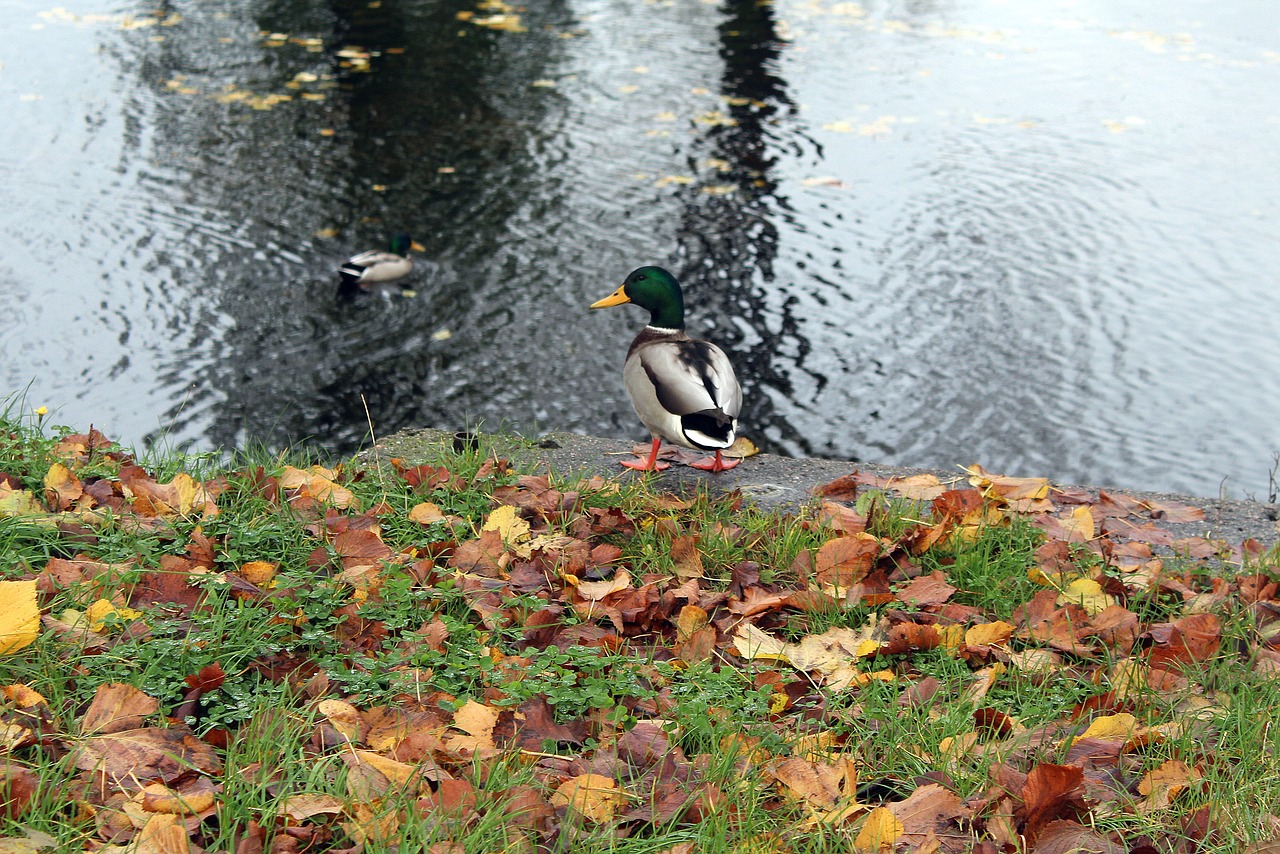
[590,266,742,473]
[338,234,422,287]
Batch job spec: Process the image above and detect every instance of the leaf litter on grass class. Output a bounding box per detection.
[0,418,1279,851]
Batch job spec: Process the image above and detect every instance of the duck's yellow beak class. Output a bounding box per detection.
[590,285,631,309]
[410,241,427,252]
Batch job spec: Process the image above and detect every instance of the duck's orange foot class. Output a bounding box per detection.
[621,457,671,472]
[689,450,740,473]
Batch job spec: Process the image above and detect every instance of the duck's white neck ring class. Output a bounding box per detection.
[645,325,682,335]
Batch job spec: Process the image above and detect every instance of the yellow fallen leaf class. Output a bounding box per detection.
[854,806,903,851]
[1077,712,1138,742]
[239,561,277,586]
[576,570,632,601]
[551,774,624,824]
[1060,505,1096,541]
[282,792,345,821]
[318,698,363,742]
[139,781,216,815]
[965,620,1014,648]
[483,504,530,546]
[1056,577,1114,615]
[409,502,445,525]
[0,580,40,655]
[0,483,44,518]
[2,684,47,708]
[83,599,143,632]
[733,623,790,661]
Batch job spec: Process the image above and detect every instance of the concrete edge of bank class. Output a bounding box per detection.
[362,428,1280,549]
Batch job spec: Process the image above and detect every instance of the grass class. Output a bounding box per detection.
[0,407,1278,852]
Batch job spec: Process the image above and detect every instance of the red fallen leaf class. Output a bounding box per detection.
[893,571,957,608]
[128,554,207,610]
[1171,537,1221,559]
[184,663,226,693]
[393,459,464,492]
[332,604,389,651]
[888,783,969,851]
[814,535,877,589]
[450,529,507,577]
[498,784,555,832]
[1094,490,1146,518]
[185,526,217,567]
[880,621,942,656]
[1146,500,1205,523]
[1032,820,1125,853]
[1147,613,1221,670]
[616,721,675,770]
[729,560,760,596]
[71,722,222,786]
[623,781,705,825]
[974,708,1018,738]
[1102,519,1175,546]
[1240,574,1280,603]
[817,501,868,533]
[784,588,840,614]
[1180,805,1213,843]
[573,506,637,538]
[1060,737,1123,768]
[727,586,788,617]
[932,488,984,522]
[812,472,860,502]
[334,529,393,570]
[1085,606,1140,653]
[0,764,39,820]
[79,683,159,735]
[497,698,586,751]
[418,778,479,819]
[671,535,705,580]
[1021,763,1085,839]
[899,676,943,709]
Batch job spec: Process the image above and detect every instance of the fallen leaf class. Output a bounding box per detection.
[0,581,40,655]
[550,774,624,824]
[854,806,904,851]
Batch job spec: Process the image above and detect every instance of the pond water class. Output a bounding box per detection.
[3,0,1279,498]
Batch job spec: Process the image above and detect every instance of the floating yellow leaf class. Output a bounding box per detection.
[0,581,40,655]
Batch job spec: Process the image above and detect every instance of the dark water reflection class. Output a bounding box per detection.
[3,0,1279,498]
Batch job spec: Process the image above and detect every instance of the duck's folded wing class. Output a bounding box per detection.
[637,340,741,417]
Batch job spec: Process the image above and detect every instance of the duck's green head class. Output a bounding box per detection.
[389,233,417,256]
[590,266,685,329]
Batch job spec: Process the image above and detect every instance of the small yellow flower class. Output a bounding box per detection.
[34,406,47,417]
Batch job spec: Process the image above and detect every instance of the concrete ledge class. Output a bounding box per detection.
[365,428,1280,549]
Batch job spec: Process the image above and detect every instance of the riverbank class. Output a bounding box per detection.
[367,427,1280,550]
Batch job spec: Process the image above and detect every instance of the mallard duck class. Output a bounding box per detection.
[338,234,423,287]
[590,266,742,473]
